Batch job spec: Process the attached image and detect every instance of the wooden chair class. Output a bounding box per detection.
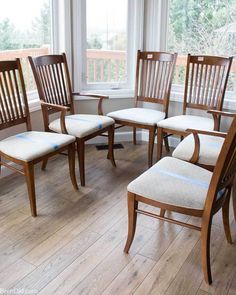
[172,109,236,220]
[0,59,78,217]
[124,116,236,284]
[107,51,177,167]
[157,54,233,161]
[29,53,116,186]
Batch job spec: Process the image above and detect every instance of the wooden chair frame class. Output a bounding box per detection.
[185,109,236,221]
[29,53,116,186]
[112,50,177,167]
[157,54,233,161]
[0,59,78,217]
[124,116,236,284]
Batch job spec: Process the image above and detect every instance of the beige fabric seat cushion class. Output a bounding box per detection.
[173,134,224,166]
[0,131,75,162]
[157,115,214,132]
[49,114,115,138]
[128,157,213,210]
[107,108,165,126]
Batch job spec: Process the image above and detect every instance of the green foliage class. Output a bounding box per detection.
[87,35,102,49]
[168,0,236,55]
[0,18,18,50]
[0,2,50,51]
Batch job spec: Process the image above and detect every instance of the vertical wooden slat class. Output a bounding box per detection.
[45,65,55,104]
[188,63,195,104]
[200,65,207,105]
[55,63,66,105]
[51,64,61,105]
[207,65,216,107]
[59,63,68,105]
[155,61,163,99]
[38,66,50,103]
[0,73,11,121]
[196,63,203,105]
[7,71,19,119]
[13,70,24,118]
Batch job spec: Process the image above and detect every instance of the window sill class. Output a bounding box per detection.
[28,90,236,113]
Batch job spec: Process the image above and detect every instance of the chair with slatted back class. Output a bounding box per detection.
[107,50,177,167]
[124,115,236,284]
[0,59,78,217]
[156,54,233,161]
[29,53,116,187]
[172,109,236,221]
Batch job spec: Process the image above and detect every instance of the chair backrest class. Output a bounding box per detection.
[135,51,177,116]
[29,53,74,114]
[205,115,236,212]
[0,59,31,131]
[183,54,233,114]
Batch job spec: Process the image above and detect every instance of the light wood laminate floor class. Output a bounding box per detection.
[0,142,235,295]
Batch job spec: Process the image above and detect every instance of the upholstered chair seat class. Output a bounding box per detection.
[0,131,75,162]
[157,115,214,132]
[49,115,114,138]
[128,156,212,210]
[172,134,224,166]
[107,108,165,126]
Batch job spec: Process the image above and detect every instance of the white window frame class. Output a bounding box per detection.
[71,0,144,97]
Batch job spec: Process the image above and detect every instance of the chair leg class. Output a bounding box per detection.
[201,216,213,284]
[160,208,166,217]
[133,127,137,145]
[41,159,48,171]
[164,133,170,153]
[222,189,232,244]
[68,143,78,190]
[77,139,85,187]
[124,192,138,253]
[108,125,116,167]
[157,127,163,161]
[24,163,37,217]
[233,175,236,221]
[148,127,155,168]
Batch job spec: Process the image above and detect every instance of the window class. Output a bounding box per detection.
[0,0,52,95]
[168,0,236,99]
[72,0,144,93]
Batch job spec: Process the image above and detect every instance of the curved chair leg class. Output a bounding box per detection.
[108,125,116,167]
[148,127,155,167]
[68,143,78,190]
[157,127,163,161]
[222,189,232,244]
[164,133,170,153]
[41,159,48,171]
[124,192,138,253]
[233,175,236,221]
[24,163,37,217]
[133,127,137,145]
[201,216,213,284]
[77,139,85,187]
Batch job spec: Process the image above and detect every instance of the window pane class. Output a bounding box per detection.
[168,0,236,92]
[0,0,51,92]
[86,0,128,84]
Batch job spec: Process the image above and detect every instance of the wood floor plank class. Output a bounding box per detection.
[1,144,236,295]
[102,254,156,295]
[199,222,236,295]
[69,225,155,295]
[13,230,100,293]
[0,259,35,289]
[163,225,225,295]
[38,219,134,294]
[134,228,199,295]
